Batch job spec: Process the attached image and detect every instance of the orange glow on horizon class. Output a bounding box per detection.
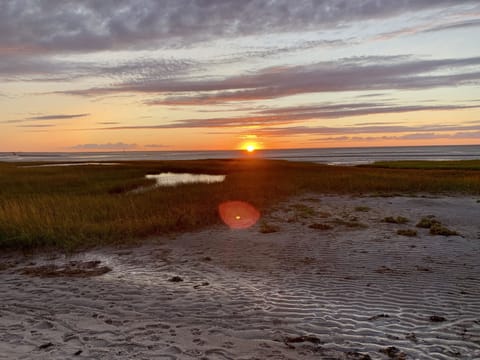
[240,141,260,152]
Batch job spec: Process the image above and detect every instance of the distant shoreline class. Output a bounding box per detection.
[1,144,479,165]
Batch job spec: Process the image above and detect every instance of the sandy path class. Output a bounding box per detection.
[0,195,479,359]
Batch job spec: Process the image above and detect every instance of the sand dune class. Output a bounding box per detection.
[0,195,479,359]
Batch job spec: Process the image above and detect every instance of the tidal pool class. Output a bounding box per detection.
[146,172,226,187]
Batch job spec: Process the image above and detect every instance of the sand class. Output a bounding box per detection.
[0,195,479,359]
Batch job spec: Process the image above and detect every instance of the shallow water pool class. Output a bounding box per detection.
[146,172,226,187]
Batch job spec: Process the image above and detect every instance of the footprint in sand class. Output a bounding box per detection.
[222,341,235,349]
[184,349,204,357]
[190,328,201,335]
[193,338,206,346]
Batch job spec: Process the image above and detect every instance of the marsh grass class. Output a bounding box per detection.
[354,206,370,212]
[301,197,321,202]
[289,204,316,218]
[414,216,459,236]
[309,223,332,230]
[384,216,409,224]
[416,216,440,229]
[397,229,418,237]
[330,218,368,229]
[317,211,332,218]
[429,223,459,236]
[1,159,479,250]
[365,160,480,170]
[259,221,280,234]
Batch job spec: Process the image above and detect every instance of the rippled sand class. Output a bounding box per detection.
[1,196,479,359]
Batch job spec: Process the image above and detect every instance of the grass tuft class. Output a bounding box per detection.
[331,218,368,229]
[354,206,370,212]
[429,223,458,236]
[384,216,409,224]
[309,223,332,230]
[416,217,440,228]
[301,197,321,202]
[397,229,417,237]
[289,204,316,218]
[259,222,280,234]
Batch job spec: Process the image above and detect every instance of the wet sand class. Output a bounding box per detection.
[1,195,479,359]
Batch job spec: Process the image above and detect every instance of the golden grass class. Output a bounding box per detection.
[397,229,418,237]
[365,160,480,170]
[384,216,409,224]
[1,159,479,250]
[259,221,280,234]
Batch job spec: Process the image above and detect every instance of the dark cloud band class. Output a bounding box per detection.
[1,1,476,54]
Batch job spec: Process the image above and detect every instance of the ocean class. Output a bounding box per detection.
[1,145,479,165]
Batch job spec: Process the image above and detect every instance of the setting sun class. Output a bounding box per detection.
[246,144,256,152]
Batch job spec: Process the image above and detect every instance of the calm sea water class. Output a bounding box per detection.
[1,145,479,165]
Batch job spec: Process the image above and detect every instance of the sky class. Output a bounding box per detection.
[1,0,480,152]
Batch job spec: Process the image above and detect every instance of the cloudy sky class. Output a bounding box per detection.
[1,0,479,151]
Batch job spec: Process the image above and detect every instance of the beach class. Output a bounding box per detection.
[1,195,479,359]
[2,1,479,357]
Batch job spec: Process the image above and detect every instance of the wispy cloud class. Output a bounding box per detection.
[70,142,138,150]
[0,54,197,83]
[3,113,90,124]
[144,144,169,148]
[93,102,479,130]
[60,56,480,102]
[28,113,90,120]
[254,124,480,137]
[376,16,480,41]
[312,131,480,142]
[423,18,480,33]
[17,124,55,128]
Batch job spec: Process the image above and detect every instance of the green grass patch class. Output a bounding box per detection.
[1,159,479,250]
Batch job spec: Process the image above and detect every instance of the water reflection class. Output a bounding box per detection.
[146,172,226,187]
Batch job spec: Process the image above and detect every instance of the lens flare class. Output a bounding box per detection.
[246,144,255,152]
[218,201,260,229]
